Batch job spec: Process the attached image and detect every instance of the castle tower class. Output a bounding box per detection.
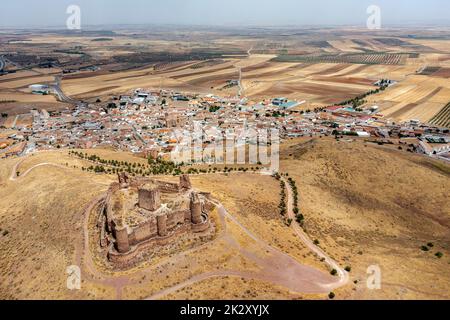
[114,225,130,253]
[156,214,168,237]
[118,172,130,185]
[190,192,203,224]
[180,174,192,190]
[138,184,161,211]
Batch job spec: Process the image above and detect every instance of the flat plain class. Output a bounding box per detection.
[1,26,449,122]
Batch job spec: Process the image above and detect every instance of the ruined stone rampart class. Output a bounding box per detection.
[100,173,214,266]
[105,182,121,231]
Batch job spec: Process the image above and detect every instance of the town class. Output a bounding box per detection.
[1,86,449,163]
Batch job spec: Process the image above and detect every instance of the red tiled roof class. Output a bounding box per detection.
[326,106,342,111]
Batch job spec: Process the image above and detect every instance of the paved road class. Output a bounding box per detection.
[237,67,243,97]
[235,47,252,98]
[131,124,147,146]
[51,76,84,105]
[0,56,5,72]
[11,115,19,128]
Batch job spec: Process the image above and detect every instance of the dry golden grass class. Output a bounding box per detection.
[0,90,58,103]
[0,75,54,89]
[0,156,110,299]
[162,276,321,300]
[189,173,328,272]
[281,137,450,299]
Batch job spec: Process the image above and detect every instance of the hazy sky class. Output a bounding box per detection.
[0,0,449,28]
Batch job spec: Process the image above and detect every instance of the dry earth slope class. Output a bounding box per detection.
[281,138,450,299]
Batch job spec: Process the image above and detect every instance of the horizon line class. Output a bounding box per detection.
[2,21,450,31]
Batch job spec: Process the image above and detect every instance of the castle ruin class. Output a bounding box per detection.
[98,173,214,267]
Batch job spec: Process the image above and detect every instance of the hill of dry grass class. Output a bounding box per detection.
[281,138,450,299]
[1,142,449,299]
[0,150,330,300]
[0,156,113,299]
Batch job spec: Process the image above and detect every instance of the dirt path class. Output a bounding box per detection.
[235,47,252,98]
[281,176,349,290]
[146,201,340,299]
[10,162,68,181]
[77,196,133,299]
[76,194,339,300]
[146,270,255,300]
[9,158,24,180]
[9,158,109,187]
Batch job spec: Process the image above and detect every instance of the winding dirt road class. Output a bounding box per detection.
[281,176,349,290]
[146,202,341,299]
[10,162,68,181]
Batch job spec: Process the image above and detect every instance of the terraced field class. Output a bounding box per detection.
[273,53,408,65]
[430,102,450,127]
[367,74,450,123]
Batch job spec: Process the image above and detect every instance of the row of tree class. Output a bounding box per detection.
[287,177,304,226]
[69,151,266,177]
[69,151,183,176]
[312,82,390,113]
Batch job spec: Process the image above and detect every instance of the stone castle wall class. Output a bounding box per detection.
[166,209,187,230]
[108,224,190,268]
[108,220,214,268]
[105,182,121,231]
[129,176,180,193]
[138,185,161,211]
[155,180,180,193]
[102,173,214,264]
[113,224,130,253]
[131,218,158,245]
[116,208,191,251]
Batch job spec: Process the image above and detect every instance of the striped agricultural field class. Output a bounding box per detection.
[429,102,450,128]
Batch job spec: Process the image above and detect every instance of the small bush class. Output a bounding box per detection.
[344,266,351,272]
[328,292,335,299]
[435,252,443,259]
[421,246,429,252]
[313,239,320,245]
[330,269,337,276]
[427,242,434,248]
